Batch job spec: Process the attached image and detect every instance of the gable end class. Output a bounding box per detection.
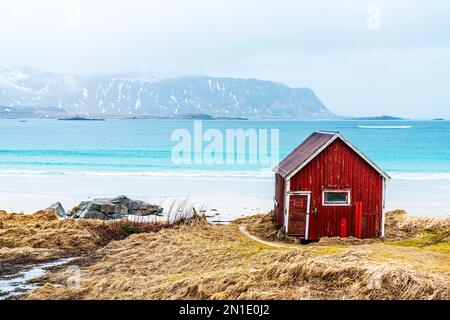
[274,131,390,181]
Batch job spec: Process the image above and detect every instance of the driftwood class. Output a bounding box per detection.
[192,207,207,224]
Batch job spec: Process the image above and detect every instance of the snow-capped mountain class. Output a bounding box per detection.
[0,68,337,119]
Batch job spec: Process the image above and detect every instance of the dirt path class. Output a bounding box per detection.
[238,226,296,248]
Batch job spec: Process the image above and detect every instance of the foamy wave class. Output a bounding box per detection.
[0,169,274,179]
[0,169,449,180]
[358,125,412,129]
[389,172,450,180]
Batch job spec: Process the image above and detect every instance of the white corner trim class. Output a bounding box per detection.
[381,179,386,237]
[305,194,311,240]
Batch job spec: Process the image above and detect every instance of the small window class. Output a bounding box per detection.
[323,190,351,206]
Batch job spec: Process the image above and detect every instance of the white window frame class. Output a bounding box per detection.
[322,190,351,206]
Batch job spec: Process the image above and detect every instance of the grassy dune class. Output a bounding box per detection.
[1,209,449,300]
[0,210,100,275]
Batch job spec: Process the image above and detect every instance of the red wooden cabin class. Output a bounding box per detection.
[273,131,390,240]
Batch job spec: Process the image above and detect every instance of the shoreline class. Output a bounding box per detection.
[0,174,449,218]
[1,169,450,180]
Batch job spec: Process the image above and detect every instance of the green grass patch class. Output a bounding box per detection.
[233,241,267,257]
[426,242,450,255]
[28,278,42,284]
[0,238,16,248]
[311,246,349,256]
[387,230,450,251]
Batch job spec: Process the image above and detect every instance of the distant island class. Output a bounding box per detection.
[352,115,405,120]
[119,114,247,120]
[433,118,445,121]
[179,114,248,120]
[58,116,105,121]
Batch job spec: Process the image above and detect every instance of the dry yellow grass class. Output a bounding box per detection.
[239,211,450,274]
[0,208,188,273]
[0,210,102,255]
[2,209,449,300]
[25,214,449,300]
[384,210,450,240]
[1,210,103,278]
[26,223,281,299]
[0,247,64,275]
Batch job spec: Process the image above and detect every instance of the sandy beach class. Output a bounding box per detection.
[0,173,449,219]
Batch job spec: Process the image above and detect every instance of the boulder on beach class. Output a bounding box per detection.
[67,195,163,220]
[31,202,66,220]
[45,202,66,218]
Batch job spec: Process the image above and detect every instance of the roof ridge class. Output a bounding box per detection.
[273,131,390,180]
[315,130,340,135]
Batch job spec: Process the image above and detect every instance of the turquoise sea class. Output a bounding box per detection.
[0,119,449,180]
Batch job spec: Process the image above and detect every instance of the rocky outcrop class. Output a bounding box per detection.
[46,202,66,218]
[67,195,163,220]
[34,202,67,219]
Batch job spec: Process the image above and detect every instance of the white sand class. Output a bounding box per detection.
[0,174,273,222]
[385,179,450,218]
[0,173,448,219]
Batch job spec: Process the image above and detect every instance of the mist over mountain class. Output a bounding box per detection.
[0,68,337,119]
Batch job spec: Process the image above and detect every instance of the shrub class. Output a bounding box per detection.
[90,200,196,246]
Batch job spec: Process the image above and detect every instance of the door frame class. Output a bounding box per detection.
[285,190,311,239]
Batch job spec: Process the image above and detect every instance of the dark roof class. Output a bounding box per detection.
[273,131,390,180]
[273,131,336,178]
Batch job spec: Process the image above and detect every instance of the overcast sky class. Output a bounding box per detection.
[0,0,449,118]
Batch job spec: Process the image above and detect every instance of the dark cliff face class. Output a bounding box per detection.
[0,68,337,119]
